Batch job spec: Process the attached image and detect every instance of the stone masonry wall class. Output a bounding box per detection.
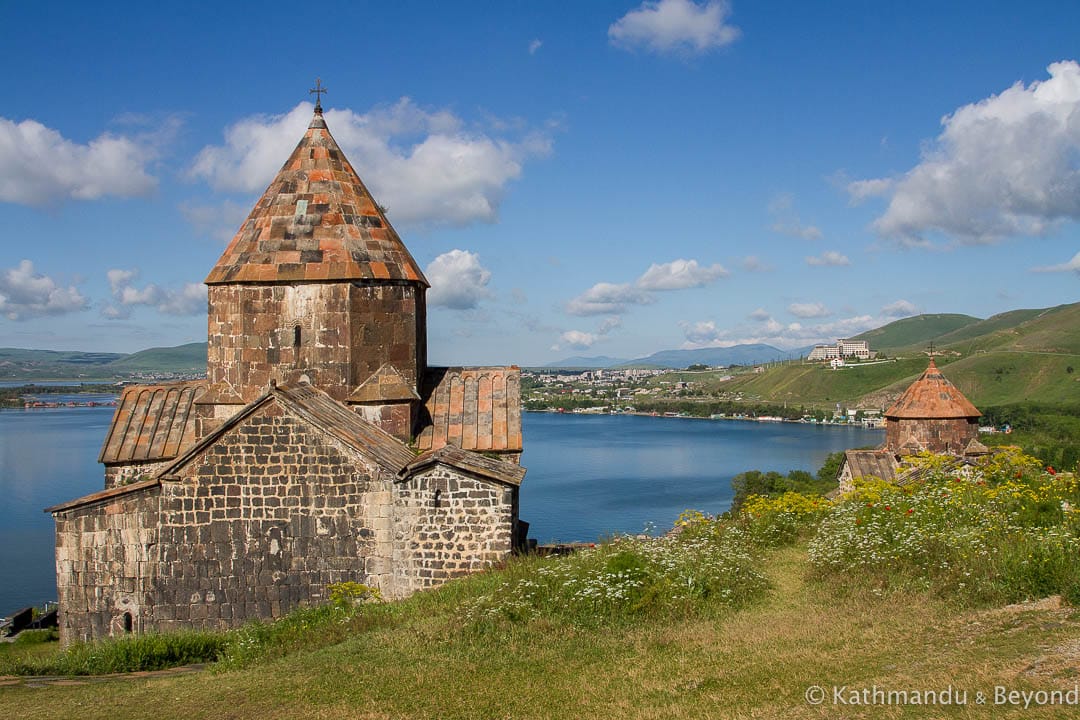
[886,417,979,455]
[149,404,393,633]
[391,466,514,596]
[348,283,425,390]
[207,284,353,404]
[54,489,160,644]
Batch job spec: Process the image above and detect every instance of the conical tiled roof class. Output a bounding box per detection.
[884,359,981,419]
[206,109,428,286]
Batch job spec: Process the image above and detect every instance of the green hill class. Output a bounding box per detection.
[105,342,207,373]
[720,301,1080,410]
[853,313,980,352]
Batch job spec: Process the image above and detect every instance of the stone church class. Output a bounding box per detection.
[837,357,987,492]
[47,100,526,644]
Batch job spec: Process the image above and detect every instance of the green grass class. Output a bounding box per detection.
[854,313,981,351]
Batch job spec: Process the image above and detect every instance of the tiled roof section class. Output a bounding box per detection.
[885,359,981,420]
[402,446,526,487]
[274,383,416,472]
[842,449,899,483]
[205,111,428,287]
[157,382,415,478]
[348,363,420,403]
[415,367,522,454]
[99,381,206,464]
[45,478,161,515]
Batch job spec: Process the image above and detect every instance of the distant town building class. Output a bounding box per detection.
[807,339,872,361]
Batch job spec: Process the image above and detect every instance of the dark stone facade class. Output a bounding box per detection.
[885,416,980,456]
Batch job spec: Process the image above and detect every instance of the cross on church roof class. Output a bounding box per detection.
[927,341,936,358]
[309,78,328,113]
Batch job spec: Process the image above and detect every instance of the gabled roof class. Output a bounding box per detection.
[158,382,416,478]
[884,359,981,419]
[348,363,420,403]
[415,367,523,454]
[205,109,428,287]
[402,446,526,487]
[45,477,161,515]
[99,381,205,464]
[841,449,900,483]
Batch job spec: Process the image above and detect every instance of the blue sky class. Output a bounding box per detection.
[2,0,1079,365]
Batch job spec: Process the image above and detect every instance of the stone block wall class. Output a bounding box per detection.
[207,283,354,403]
[348,284,425,390]
[886,417,979,455]
[54,490,160,643]
[104,461,167,490]
[150,404,389,633]
[392,465,515,595]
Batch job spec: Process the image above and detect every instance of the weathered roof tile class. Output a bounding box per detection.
[99,381,205,465]
[415,367,522,455]
[885,359,981,419]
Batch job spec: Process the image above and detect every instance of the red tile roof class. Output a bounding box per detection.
[415,367,522,454]
[99,381,205,464]
[884,359,981,419]
[205,110,428,287]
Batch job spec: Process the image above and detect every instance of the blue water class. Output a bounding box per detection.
[0,407,882,615]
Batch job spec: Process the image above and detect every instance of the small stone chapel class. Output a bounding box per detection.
[837,357,987,492]
[48,95,526,644]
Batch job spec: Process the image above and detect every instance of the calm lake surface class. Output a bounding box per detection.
[0,406,882,615]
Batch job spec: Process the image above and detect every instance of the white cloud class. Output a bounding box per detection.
[566,257,727,316]
[179,200,250,243]
[636,258,728,290]
[788,302,831,319]
[1032,251,1080,274]
[425,250,492,310]
[680,313,880,350]
[598,316,622,334]
[566,282,654,316]
[748,308,770,322]
[0,117,158,206]
[609,0,740,55]
[553,330,598,351]
[190,100,551,229]
[529,39,543,55]
[0,260,88,320]
[881,299,919,317]
[806,251,851,267]
[103,269,206,319]
[849,61,1080,245]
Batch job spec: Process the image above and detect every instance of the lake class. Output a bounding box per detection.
[0,406,882,615]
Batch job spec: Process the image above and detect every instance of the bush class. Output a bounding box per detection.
[807,450,1080,605]
[465,521,767,629]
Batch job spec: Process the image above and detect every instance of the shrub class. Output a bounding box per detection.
[739,492,831,547]
[465,522,767,629]
[807,450,1080,605]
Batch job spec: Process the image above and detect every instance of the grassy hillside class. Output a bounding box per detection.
[853,313,980,352]
[106,342,207,373]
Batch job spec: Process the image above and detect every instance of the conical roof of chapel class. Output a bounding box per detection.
[206,109,428,286]
[884,358,981,419]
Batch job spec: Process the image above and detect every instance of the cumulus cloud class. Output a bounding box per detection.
[553,330,598,351]
[529,39,543,55]
[806,251,851,267]
[565,282,654,316]
[0,117,158,206]
[788,302,831,319]
[566,257,728,316]
[636,258,728,290]
[748,308,770,322]
[848,61,1080,245]
[0,260,89,320]
[103,269,206,319]
[1032,251,1080,274]
[609,0,740,55]
[190,100,551,229]
[425,249,492,310]
[881,299,919,317]
[680,313,880,350]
